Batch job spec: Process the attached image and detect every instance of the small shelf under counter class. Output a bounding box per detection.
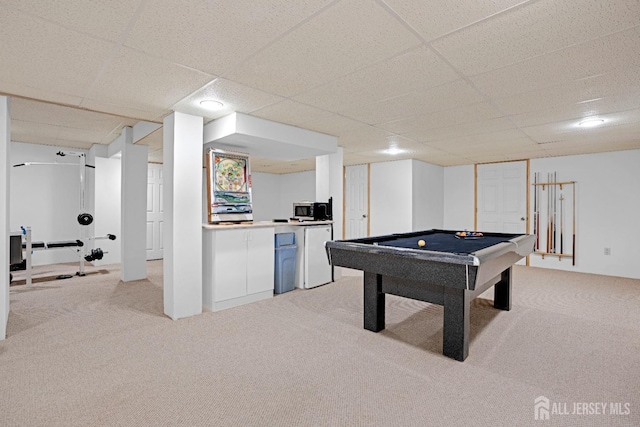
[202,220,333,312]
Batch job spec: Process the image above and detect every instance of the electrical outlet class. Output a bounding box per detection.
[604,248,611,256]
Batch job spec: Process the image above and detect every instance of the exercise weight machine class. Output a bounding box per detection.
[11,150,117,283]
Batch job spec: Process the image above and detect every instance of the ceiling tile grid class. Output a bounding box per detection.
[431,0,640,76]
[123,0,335,77]
[226,0,422,97]
[382,0,527,42]
[83,46,216,119]
[0,5,117,100]
[1,0,143,42]
[2,0,640,171]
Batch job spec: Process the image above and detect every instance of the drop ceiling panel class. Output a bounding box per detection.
[293,45,460,111]
[470,26,640,100]
[410,151,472,167]
[2,0,143,42]
[125,0,334,76]
[378,102,504,135]
[492,67,640,115]
[338,79,486,125]
[55,127,106,145]
[10,98,73,127]
[383,0,525,41]
[11,120,61,142]
[252,157,317,174]
[84,46,214,117]
[337,126,401,150]
[426,129,531,149]
[79,99,163,123]
[172,78,284,122]
[433,0,640,76]
[521,110,640,142]
[345,138,426,154]
[228,0,422,97]
[0,5,116,100]
[252,100,366,135]
[403,117,518,143]
[0,82,83,107]
[60,109,138,134]
[509,93,640,128]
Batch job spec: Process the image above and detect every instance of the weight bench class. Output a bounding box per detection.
[22,240,84,249]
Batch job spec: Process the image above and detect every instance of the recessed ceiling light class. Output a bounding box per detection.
[383,146,404,155]
[578,118,605,128]
[200,100,224,110]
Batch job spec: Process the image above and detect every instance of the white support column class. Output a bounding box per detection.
[0,96,11,340]
[120,126,148,282]
[316,146,343,281]
[163,112,203,320]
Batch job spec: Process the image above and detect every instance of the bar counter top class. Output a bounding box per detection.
[202,220,333,230]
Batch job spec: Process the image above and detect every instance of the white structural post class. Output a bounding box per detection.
[120,126,148,282]
[0,96,10,340]
[316,146,343,281]
[163,112,203,320]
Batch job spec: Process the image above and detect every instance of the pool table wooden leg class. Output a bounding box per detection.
[494,267,512,311]
[443,287,470,361]
[364,272,385,332]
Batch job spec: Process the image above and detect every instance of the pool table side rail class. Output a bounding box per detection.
[325,233,535,291]
[325,245,477,289]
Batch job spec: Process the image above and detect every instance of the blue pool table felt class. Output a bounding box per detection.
[377,232,516,255]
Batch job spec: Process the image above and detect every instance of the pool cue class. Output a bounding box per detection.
[560,193,564,254]
[572,182,576,266]
[536,172,541,250]
[553,171,557,253]
[546,173,551,253]
[533,173,536,249]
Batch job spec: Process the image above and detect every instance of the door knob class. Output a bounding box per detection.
[520,217,525,221]
[362,214,367,218]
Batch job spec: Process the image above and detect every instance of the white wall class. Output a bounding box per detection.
[440,152,640,279]
[251,172,281,221]
[412,159,444,230]
[443,165,475,230]
[370,160,413,235]
[10,142,85,265]
[93,157,121,266]
[1,96,10,339]
[278,170,315,218]
[250,170,315,220]
[530,150,640,279]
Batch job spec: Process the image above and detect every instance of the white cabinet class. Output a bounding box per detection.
[203,227,274,311]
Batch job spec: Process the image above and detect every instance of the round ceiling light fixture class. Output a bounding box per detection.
[200,100,224,110]
[578,118,605,128]
[383,146,404,155]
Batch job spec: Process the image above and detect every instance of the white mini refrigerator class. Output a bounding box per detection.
[303,225,333,288]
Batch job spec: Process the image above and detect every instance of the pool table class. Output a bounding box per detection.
[325,229,535,361]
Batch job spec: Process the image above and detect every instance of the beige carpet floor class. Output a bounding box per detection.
[1,262,639,426]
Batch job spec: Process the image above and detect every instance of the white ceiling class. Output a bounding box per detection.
[2,0,639,173]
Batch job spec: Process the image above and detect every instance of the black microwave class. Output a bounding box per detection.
[293,198,332,221]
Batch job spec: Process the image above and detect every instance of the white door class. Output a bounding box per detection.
[476,161,527,234]
[345,164,368,240]
[146,164,163,260]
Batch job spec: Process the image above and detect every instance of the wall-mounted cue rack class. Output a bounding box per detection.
[532,172,576,265]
